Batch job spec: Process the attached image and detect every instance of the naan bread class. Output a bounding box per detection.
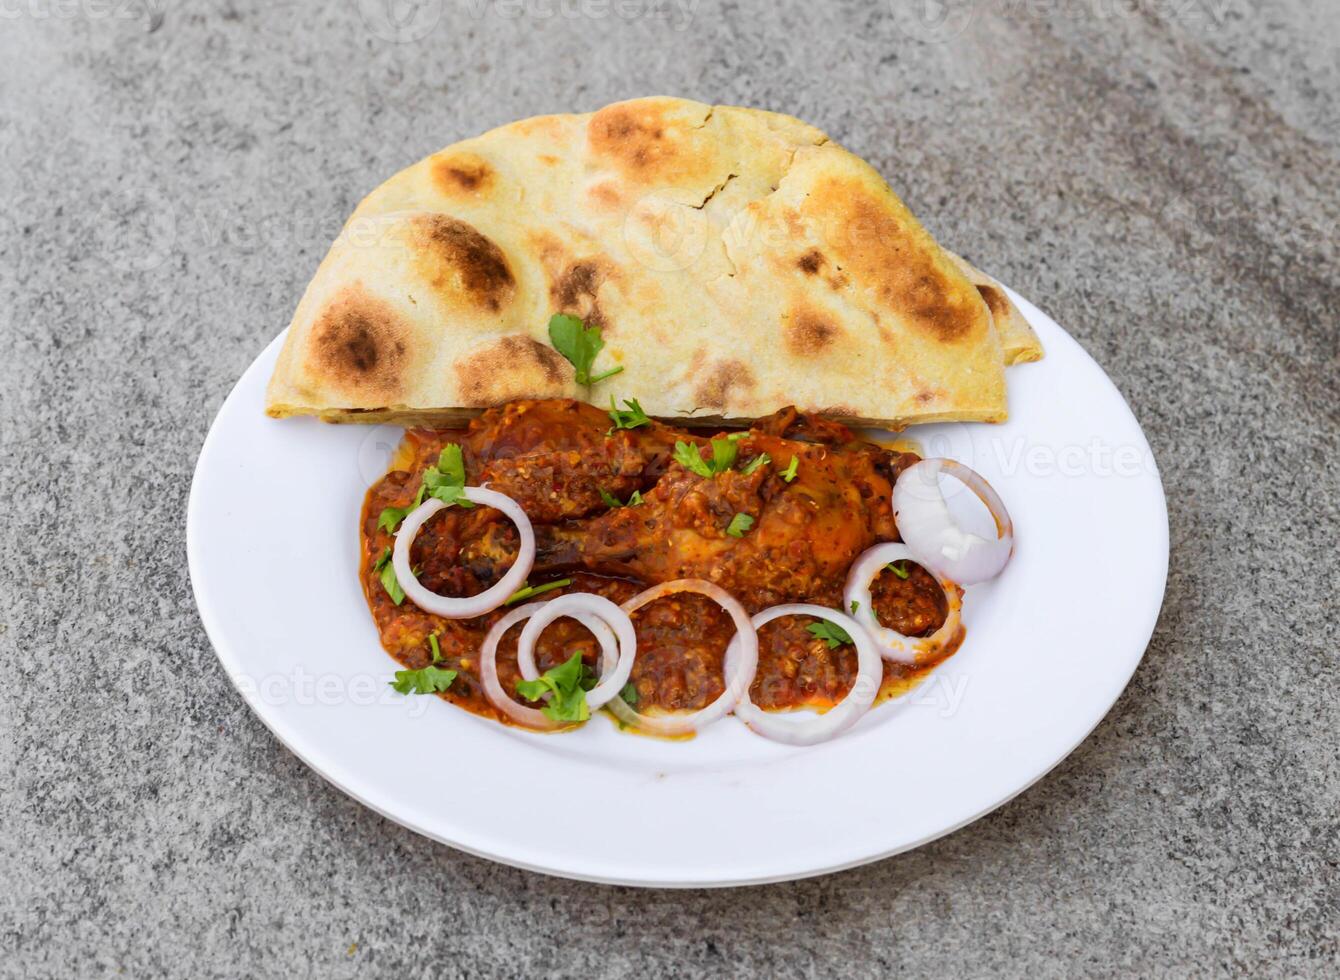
[942,250,1043,366]
[266,97,1041,428]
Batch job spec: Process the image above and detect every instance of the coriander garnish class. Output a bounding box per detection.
[505,578,573,605]
[725,513,755,538]
[548,314,622,385]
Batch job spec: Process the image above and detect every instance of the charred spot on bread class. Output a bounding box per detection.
[796,249,825,275]
[976,283,1008,321]
[410,214,515,314]
[306,287,409,400]
[430,152,496,196]
[784,307,844,357]
[550,258,612,329]
[693,358,756,410]
[587,99,713,185]
[808,178,981,343]
[454,336,570,406]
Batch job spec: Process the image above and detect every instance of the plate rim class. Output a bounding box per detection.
[187,284,1169,888]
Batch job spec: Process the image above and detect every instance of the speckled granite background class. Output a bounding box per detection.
[1,0,1336,976]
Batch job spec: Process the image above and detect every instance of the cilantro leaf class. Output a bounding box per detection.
[377,458,449,533]
[887,561,911,580]
[437,444,466,486]
[674,438,745,478]
[390,664,457,695]
[377,505,409,533]
[514,650,591,722]
[780,456,799,482]
[505,578,573,606]
[380,559,406,605]
[806,620,854,649]
[599,487,644,508]
[548,314,623,385]
[421,443,474,509]
[608,396,650,432]
[726,513,755,538]
[850,600,861,614]
[739,452,771,476]
[711,437,738,473]
[619,682,639,706]
[673,440,713,477]
[371,548,405,605]
[427,482,473,508]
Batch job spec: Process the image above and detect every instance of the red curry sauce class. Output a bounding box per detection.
[359,400,964,729]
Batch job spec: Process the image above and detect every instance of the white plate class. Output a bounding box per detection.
[188,288,1168,887]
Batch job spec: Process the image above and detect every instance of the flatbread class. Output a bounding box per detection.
[266,97,1041,428]
[942,250,1043,366]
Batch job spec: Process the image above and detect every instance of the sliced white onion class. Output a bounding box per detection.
[480,600,620,730]
[392,488,535,619]
[604,579,758,736]
[516,593,636,711]
[892,459,1014,585]
[843,542,963,665]
[725,604,881,746]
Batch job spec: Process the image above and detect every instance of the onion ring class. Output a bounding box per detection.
[516,593,637,711]
[604,579,758,736]
[843,543,963,665]
[892,458,1014,585]
[392,488,535,619]
[480,600,620,730]
[725,604,881,745]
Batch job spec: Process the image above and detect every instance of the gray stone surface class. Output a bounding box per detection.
[1,0,1337,976]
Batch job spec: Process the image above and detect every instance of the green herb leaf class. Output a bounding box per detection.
[781,456,800,483]
[514,650,591,722]
[377,505,409,533]
[711,437,738,473]
[739,452,771,476]
[505,578,573,606]
[380,559,406,606]
[619,682,639,706]
[850,600,860,614]
[548,314,623,385]
[437,444,466,486]
[599,487,645,508]
[420,443,475,509]
[428,482,474,508]
[673,440,713,477]
[390,664,457,695]
[607,396,650,431]
[806,620,854,650]
[887,561,911,580]
[372,547,406,604]
[674,438,746,478]
[726,513,755,538]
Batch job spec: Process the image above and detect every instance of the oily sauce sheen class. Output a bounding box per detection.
[360,399,964,729]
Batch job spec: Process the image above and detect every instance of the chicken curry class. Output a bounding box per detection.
[361,398,964,727]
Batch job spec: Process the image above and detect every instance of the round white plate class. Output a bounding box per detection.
[188,288,1168,887]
